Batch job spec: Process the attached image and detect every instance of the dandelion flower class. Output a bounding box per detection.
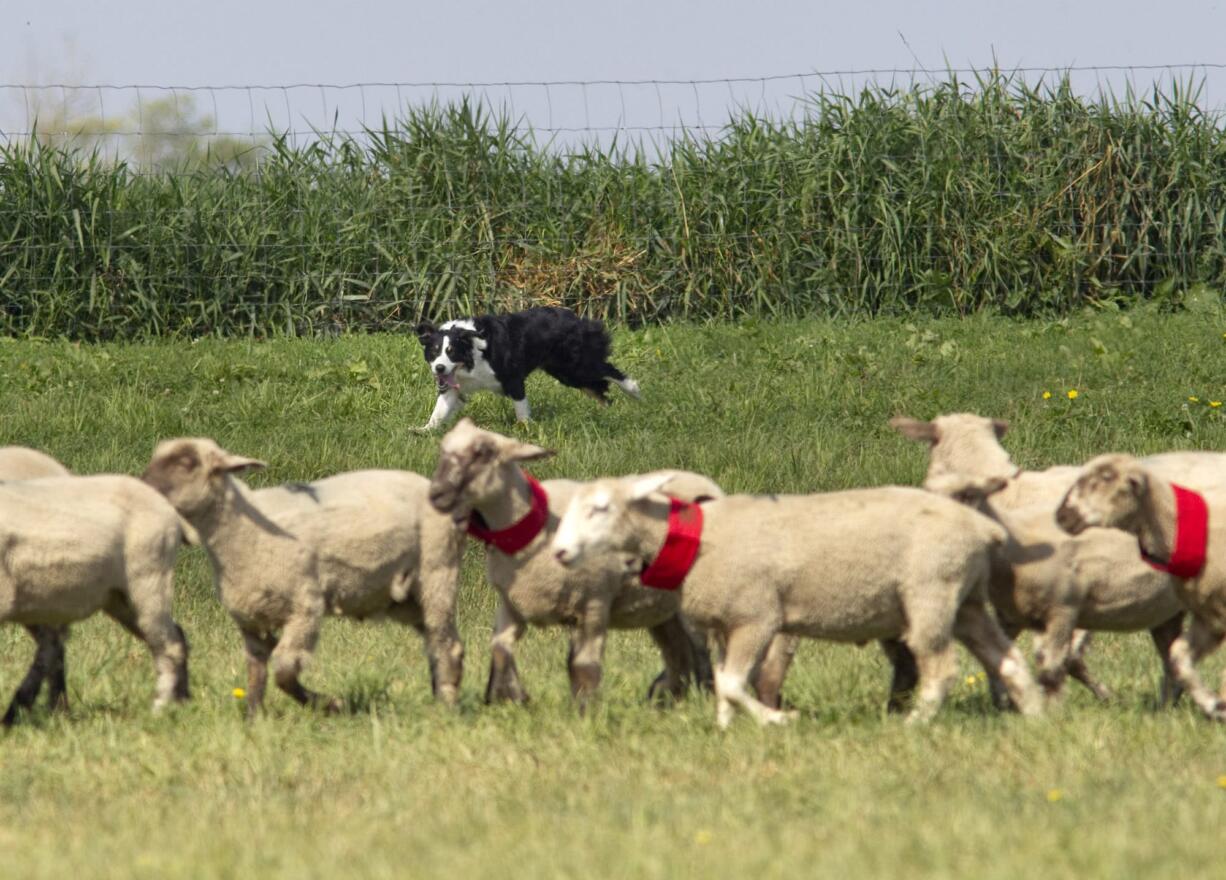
[1189,396,1200,403]
[1067,390,1079,400]
[1042,391,1052,400]
[232,688,246,700]
[1212,402,1222,409]
[1046,789,1064,803]
[694,830,713,845]
[965,675,978,687]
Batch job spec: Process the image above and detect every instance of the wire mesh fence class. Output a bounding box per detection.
[1,64,1225,339]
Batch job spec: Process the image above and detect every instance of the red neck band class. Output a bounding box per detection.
[1142,483,1209,579]
[640,498,704,590]
[467,473,549,555]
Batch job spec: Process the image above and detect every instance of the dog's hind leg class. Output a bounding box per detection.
[601,362,640,399]
[501,376,532,423]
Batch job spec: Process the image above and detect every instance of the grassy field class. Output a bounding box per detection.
[3,306,1226,878]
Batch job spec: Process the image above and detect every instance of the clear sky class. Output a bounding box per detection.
[3,1,1225,144]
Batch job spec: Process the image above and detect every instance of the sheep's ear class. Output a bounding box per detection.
[629,471,678,502]
[992,419,1009,439]
[414,321,435,346]
[213,452,266,475]
[890,416,939,444]
[498,440,555,464]
[1126,470,1148,497]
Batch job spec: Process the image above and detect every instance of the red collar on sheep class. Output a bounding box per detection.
[1141,484,1209,579]
[640,498,704,590]
[467,473,549,555]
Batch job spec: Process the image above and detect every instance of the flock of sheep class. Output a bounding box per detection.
[3,411,1226,729]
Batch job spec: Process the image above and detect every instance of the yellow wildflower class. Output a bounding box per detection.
[1046,789,1064,803]
[694,830,713,845]
[1067,390,1079,400]
[232,688,246,700]
[1042,391,1052,400]
[1212,402,1222,409]
[1217,775,1226,789]
[1189,396,1200,403]
[965,675,977,687]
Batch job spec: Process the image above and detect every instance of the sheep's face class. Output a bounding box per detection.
[552,472,676,571]
[1056,454,1146,536]
[143,437,266,519]
[428,418,553,517]
[891,413,1013,490]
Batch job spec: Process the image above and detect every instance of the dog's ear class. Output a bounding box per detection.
[414,321,435,347]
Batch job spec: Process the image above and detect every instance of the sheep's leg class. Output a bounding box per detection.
[42,625,69,713]
[415,546,464,707]
[985,619,1022,711]
[567,604,610,711]
[105,590,190,711]
[1034,609,1079,699]
[241,630,274,718]
[714,624,794,730]
[1063,630,1112,702]
[486,598,529,704]
[951,600,1042,718]
[1150,613,1185,707]
[271,608,340,713]
[879,637,918,714]
[1168,616,1226,721]
[904,642,958,725]
[2,625,61,727]
[751,634,799,710]
[646,615,711,703]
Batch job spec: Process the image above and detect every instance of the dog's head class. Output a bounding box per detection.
[415,321,480,392]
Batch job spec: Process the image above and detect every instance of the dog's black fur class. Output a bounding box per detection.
[415,306,632,403]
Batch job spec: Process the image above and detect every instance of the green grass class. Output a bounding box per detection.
[3,308,1226,878]
[4,72,1226,339]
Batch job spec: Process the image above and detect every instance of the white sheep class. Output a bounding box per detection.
[1056,453,1226,721]
[891,414,1186,703]
[142,437,466,714]
[0,446,72,725]
[550,472,1043,727]
[427,419,727,706]
[0,453,189,723]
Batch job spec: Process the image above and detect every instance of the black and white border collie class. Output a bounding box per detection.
[414,306,640,430]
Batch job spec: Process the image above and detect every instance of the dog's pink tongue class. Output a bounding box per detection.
[444,373,460,389]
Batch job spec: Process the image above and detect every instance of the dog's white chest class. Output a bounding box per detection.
[455,353,501,395]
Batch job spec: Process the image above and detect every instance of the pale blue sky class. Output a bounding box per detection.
[3,1,1225,144]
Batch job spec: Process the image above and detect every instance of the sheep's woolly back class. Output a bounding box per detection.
[0,447,70,480]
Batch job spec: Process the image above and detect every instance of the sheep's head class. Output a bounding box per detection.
[1055,453,1147,536]
[891,413,1013,490]
[428,418,553,517]
[143,437,265,518]
[552,472,677,571]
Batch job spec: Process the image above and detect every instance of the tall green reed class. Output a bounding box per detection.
[1,73,1224,340]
